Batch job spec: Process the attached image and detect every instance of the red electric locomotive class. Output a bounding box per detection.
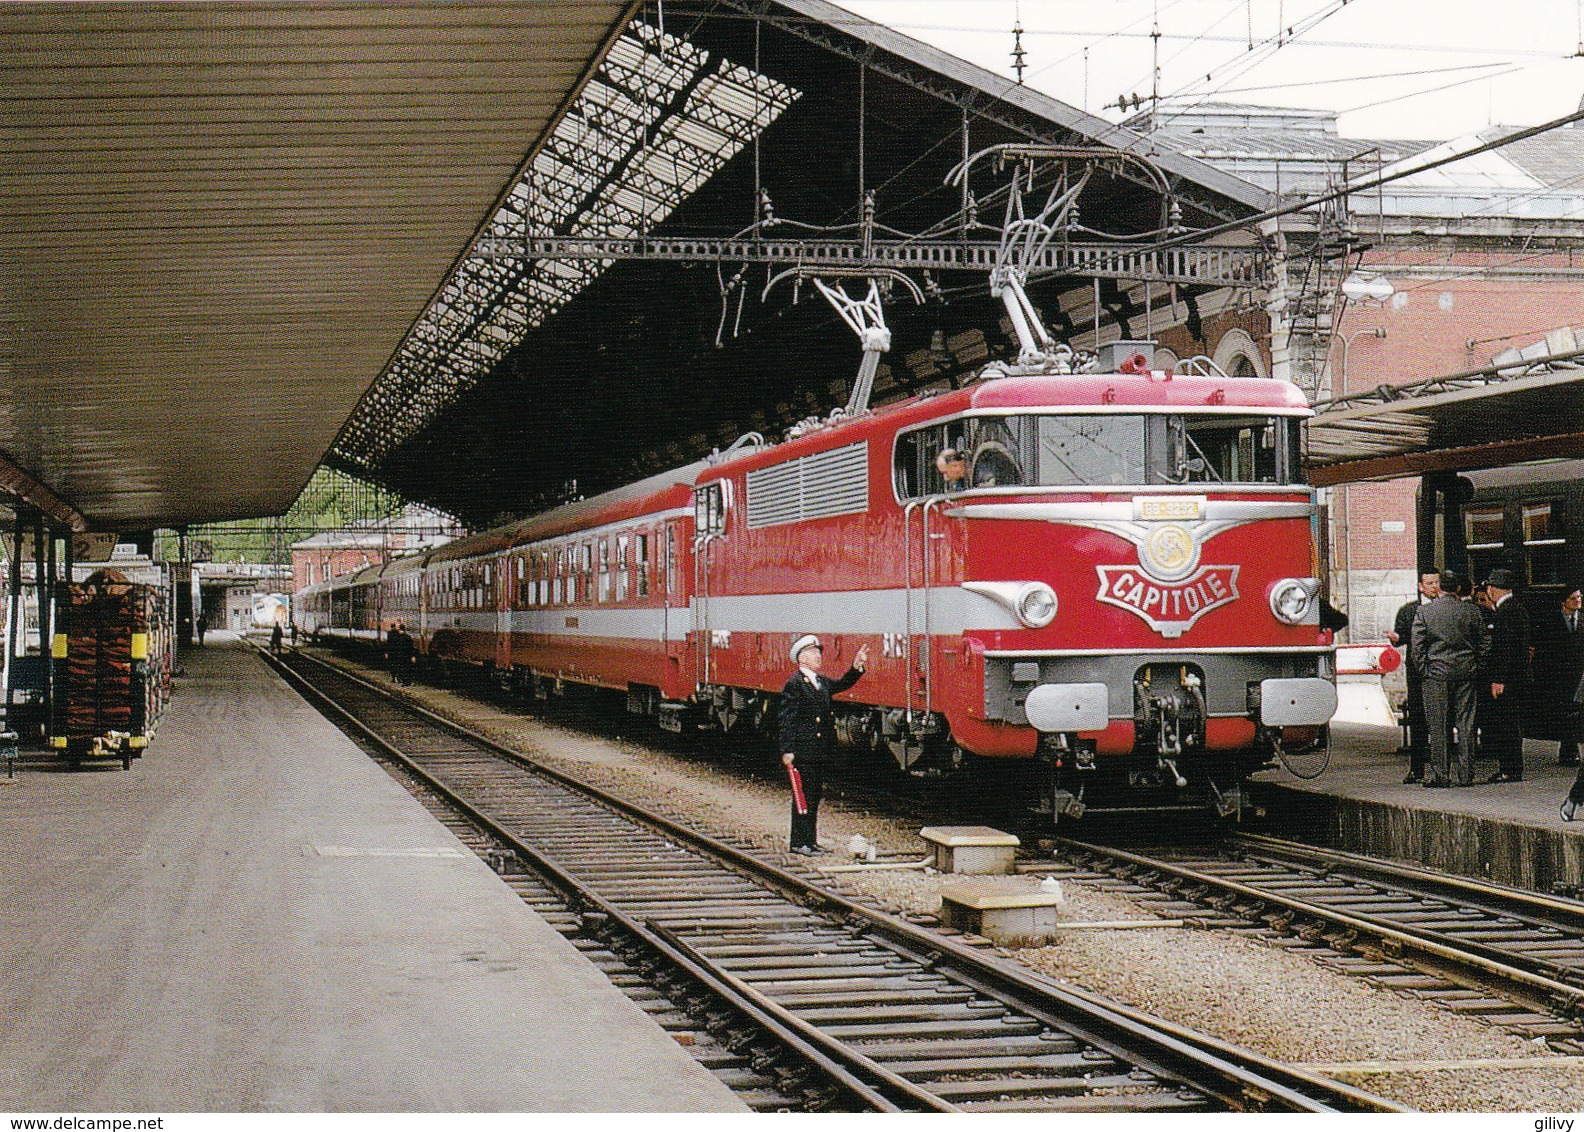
[676,326,1336,818]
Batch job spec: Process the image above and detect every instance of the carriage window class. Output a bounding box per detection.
[616,535,630,602]
[1524,500,1565,586]
[1466,505,1507,586]
[598,539,611,603]
[664,524,680,598]
[636,533,649,597]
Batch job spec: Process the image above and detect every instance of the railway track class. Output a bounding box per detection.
[1056,833,1584,1052]
[268,646,1398,1114]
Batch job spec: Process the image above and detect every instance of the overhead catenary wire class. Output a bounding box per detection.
[1157,60,1514,99]
[1148,0,1356,129]
[1335,65,1523,119]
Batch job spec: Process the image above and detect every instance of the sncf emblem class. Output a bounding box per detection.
[1096,564,1240,639]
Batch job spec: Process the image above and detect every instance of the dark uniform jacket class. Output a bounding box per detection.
[385,628,415,670]
[1542,609,1584,688]
[1488,595,1531,687]
[779,666,863,765]
[1411,594,1490,682]
[1394,598,1427,679]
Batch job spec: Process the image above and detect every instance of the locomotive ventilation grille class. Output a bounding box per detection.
[746,442,869,528]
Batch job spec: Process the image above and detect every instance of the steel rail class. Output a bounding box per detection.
[267,646,914,1113]
[273,645,1397,1113]
[1232,833,1584,931]
[1063,838,1584,1023]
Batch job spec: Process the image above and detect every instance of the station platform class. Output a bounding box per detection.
[0,635,744,1112]
[1249,717,1584,894]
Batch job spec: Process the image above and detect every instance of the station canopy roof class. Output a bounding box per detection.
[1306,346,1584,486]
[0,0,639,531]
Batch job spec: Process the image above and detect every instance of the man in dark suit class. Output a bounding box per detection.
[1483,568,1531,783]
[1389,570,1441,783]
[1541,587,1584,766]
[385,622,415,685]
[1412,571,1489,788]
[779,634,868,855]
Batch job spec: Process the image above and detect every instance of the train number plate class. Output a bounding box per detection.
[1134,495,1205,521]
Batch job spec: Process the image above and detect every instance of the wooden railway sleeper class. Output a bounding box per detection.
[1549,991,1584,1021]
[1295,919,1328,944]
[797,1082,845,1113]
[1324,928,1360,951]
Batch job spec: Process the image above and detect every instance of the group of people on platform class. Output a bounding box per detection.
[1388,568,1584,820]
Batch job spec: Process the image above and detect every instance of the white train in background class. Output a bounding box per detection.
[251,593,290,628]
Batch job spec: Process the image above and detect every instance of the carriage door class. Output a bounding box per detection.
[693,483,727,687]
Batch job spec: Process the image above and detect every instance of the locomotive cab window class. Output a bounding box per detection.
[1170,415,1287,485]
[896,412,1302,497]
[696,483,727,537]
[895,425,948,498]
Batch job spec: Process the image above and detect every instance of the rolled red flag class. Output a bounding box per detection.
[787,765,808,814]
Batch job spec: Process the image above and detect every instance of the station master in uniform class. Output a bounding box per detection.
[780,635,867,855]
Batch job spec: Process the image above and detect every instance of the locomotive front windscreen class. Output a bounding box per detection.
[897,413,1303,496]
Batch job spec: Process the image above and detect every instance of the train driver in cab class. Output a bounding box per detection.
[935,446,969,492]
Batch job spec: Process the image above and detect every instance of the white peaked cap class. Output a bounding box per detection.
[790,634,821,663]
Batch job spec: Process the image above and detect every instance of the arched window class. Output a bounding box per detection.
[1212,329,1268,379]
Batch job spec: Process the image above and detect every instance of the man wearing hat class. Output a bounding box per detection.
[779,635,868,855]
[1483,567,1531,783]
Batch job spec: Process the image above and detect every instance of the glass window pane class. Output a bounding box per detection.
[1465,506,1505,548]
[1524,501,1566,586]
[1035,416,1145,486]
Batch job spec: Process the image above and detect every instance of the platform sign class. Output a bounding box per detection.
[3,531,120,565]
[73,533,119,562]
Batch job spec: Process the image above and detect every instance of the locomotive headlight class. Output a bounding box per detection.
[1269,578,1315,625]
[1015,582,1059,628]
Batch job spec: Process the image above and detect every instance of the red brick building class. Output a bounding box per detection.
[290,504,462,595]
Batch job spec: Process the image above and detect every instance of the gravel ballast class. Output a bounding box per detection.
[310,649,1584,1112]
